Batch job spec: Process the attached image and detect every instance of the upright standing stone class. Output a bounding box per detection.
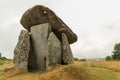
[47,32,62,66]
[62,33,74,64]
[14,30,30,71]
[31,23,51,71]
[28,36,37,71]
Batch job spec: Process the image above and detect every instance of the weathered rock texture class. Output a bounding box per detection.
[20,5,77,44]
[28,37,36,71]
[14,5,77,72]
[62,33,74,64]
[30,23,51,71]
[47,32,62,66]
[14,30,30,71]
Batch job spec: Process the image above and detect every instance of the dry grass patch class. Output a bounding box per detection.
[0,60,14,71]
[1,61,119,80]
[39,63,91,80]
[2,62,92,80]
[4,68,27,78]
[82,61,120,72]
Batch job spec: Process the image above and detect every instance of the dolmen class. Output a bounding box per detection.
[14,5,77,72]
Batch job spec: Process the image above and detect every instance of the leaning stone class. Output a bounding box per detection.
[62,33,74,64]
[20,5,77,44]
[30,23,51,71]
[14,30,30,72]
[47,32,62,66]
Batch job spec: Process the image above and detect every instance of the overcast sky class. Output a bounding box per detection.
[0,0,120,59]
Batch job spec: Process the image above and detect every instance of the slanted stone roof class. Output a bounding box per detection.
[20,5,77,44]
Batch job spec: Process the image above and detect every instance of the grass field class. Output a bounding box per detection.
[0,60,120,80]
[82,61,120,72]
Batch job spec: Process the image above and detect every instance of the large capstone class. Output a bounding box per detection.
[30,23,51,71]
[62,33,74,64]
[20,5,77,44]
[47,32,62,66]
[14,30,30,71]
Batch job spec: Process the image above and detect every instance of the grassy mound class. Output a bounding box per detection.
[1,62,91,80]
[0,61,119,80]
[39,64,91,80]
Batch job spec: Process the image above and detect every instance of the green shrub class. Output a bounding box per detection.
[0,59,3,65]
[80,59,86,61]
[74,57,79,61]
[112,43,120,60]
[106,56,112,61]
[1,57,7,60]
